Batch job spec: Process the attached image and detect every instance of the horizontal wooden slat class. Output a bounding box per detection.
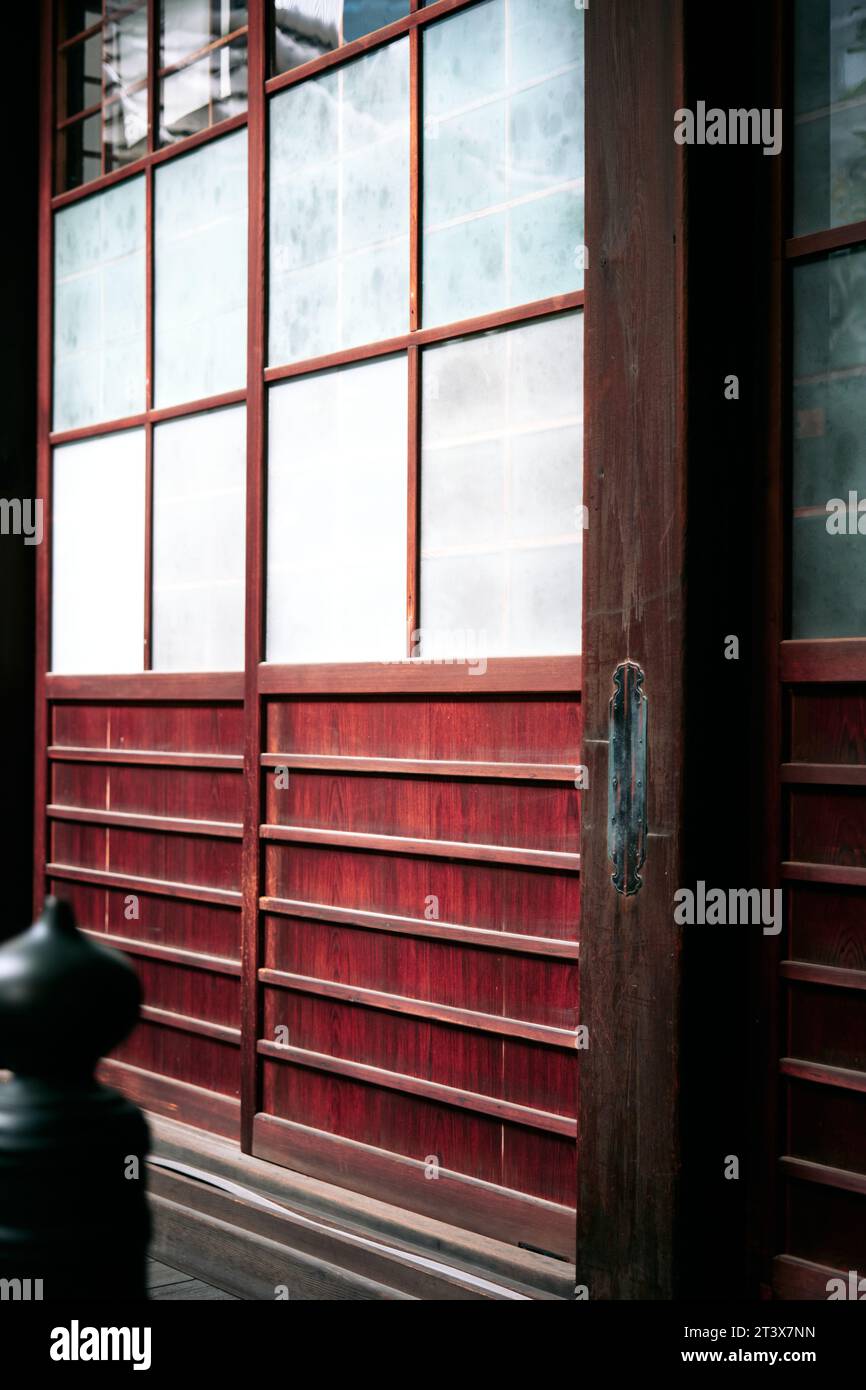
[780,1155,866,1197]
[257,1040,577,1138]
[80,928,241,977]
[140,1005,241,1046]
[47,862,242,907]
[782,861,866,889]
[260,897,579,960]
[781,960,866,992]
[260,752,578,783]
[45,672,244,700]
[785,219,866,261]
[48,745,244,769]
[258,968,578,1050]
[252,1112,575,1259]
[772,1254,849,1301]
[780,638,866,684]
[97,1058,240,1139]
[780,1057,866,1094]
[260,824,580,872]
[47,804,243,839]
[781,762,866,787]
[258,656,581,695]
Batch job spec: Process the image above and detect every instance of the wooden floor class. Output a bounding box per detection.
[147,1258,239,1301]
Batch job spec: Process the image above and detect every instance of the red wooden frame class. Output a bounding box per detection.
[36,0,587,1248]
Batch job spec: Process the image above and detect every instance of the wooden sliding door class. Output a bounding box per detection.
[36,0,585,1257]
[765,0,866,1298]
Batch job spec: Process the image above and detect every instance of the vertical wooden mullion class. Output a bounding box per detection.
[34,0,56,916]
[142,0,157,669]
[406,9,421,653]
[578,0,687,1297]
[240,0,267,1154]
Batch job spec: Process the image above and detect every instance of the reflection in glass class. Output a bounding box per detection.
[54,175,146,430]
[422,0,584,326]
[792,248,866,636]
[420,313,583,657]
[269,38,409,366]
[59,111,102,191]
[52,429,146,674]
[153,406,246,671]
[267,355,408,662]
[159,0,249,145]
[794,0,866,235]
[154,129,248,408]
[61,30,101,119]
[272,0,409,75]
[62,3,102,40]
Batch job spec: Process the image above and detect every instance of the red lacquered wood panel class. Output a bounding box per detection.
[107,702,244,754]
[106,828,242,891]
[789,788,866,869]
[786,1181,866,1271]
[789,884,866,972]
[790,687,866,765]
[261,1058,505,1187]
[266,695,582,766]
[110,1019,240,1097]
[262,914,579,1029]
[265,844,580,942]
[789,983,866,1073]
[787,1080,866,1175]
[132,957,240,1027]
[103,890,241,959]
[502,1129,576,1207]
[263,771,579,852]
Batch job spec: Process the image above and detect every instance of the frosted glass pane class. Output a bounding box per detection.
[791,248,866,637]
[269,39,409,366]
[153,406,247,671]
[52,430,146,673]
[154,129,248,407]
[423,0,584,326]
[53,177,146,431]
[793,0,866,236]
[267,356,408,662]
[420,313,582,657]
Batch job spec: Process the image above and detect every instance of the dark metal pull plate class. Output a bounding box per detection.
[608,661,648,895]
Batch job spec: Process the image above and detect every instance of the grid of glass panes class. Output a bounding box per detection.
[51,0,584,675]
[791,0,866,637]
[265,0,585,664]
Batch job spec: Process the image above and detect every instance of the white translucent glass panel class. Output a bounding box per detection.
[53,177,146,431]
[423,0,584,326]
[420,313,583,657]
[153,406,247,670]
[52,430,146,673]
[269,39,409,366]
[267,356,408,662]
[154,129,248,408]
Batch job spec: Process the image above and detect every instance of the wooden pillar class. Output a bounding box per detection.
[578,0,687,1299]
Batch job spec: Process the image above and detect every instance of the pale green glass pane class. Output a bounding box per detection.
[267,356,408,662]
[420,313,583,658]
[269,39,409,367]
[53,177,146,431]
[422,0,584,326]
[52,430,146,673]
[793,0,866,235]
[792,248,866,636]
[154,129,248,408]
[153,405,246,671]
